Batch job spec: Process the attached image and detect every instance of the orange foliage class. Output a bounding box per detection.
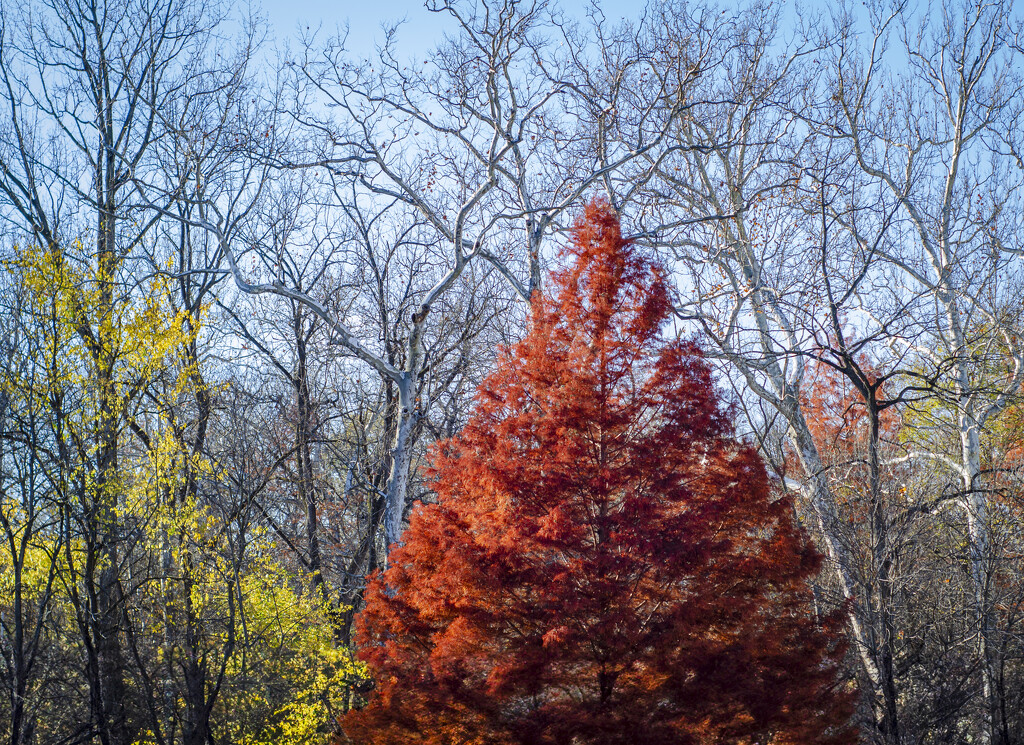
[800,359,900,463]
[340,200,856,745]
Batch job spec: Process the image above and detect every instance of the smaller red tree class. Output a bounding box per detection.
[341,200,855,745]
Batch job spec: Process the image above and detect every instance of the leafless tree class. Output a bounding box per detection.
[818,2,1024,740]
[184,0,711,552]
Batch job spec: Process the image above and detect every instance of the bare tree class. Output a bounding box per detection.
[819,2,1024,740]
[185,0,706,552]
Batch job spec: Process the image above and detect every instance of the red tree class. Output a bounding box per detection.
[341,200,855,745]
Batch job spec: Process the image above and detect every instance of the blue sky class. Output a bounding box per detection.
[259,0,645,57]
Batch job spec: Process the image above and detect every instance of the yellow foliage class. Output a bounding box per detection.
[3,242,368,745]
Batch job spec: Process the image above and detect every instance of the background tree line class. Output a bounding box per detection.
[0,0,1021,743]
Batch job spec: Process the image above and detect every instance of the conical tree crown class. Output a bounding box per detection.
[341,199,854,745]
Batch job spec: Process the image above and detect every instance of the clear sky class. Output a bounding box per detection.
[259,0,645,58]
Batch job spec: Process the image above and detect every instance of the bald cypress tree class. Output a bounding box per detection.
[341,200,855,745]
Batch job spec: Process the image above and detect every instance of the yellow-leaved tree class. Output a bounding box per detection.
[1,243,366,745]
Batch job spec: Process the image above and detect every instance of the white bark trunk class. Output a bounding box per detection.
[385,376,417,551]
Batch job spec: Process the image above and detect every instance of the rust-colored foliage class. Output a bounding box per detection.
[340,200,855,745]
[800,358,900,463]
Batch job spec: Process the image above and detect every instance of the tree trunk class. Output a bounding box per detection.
[384,375,416,551]
[293,315,327,601]
[788,404,899,745]
[867,402,901,745]
[962,416,995,745]
[94,217,129,745]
